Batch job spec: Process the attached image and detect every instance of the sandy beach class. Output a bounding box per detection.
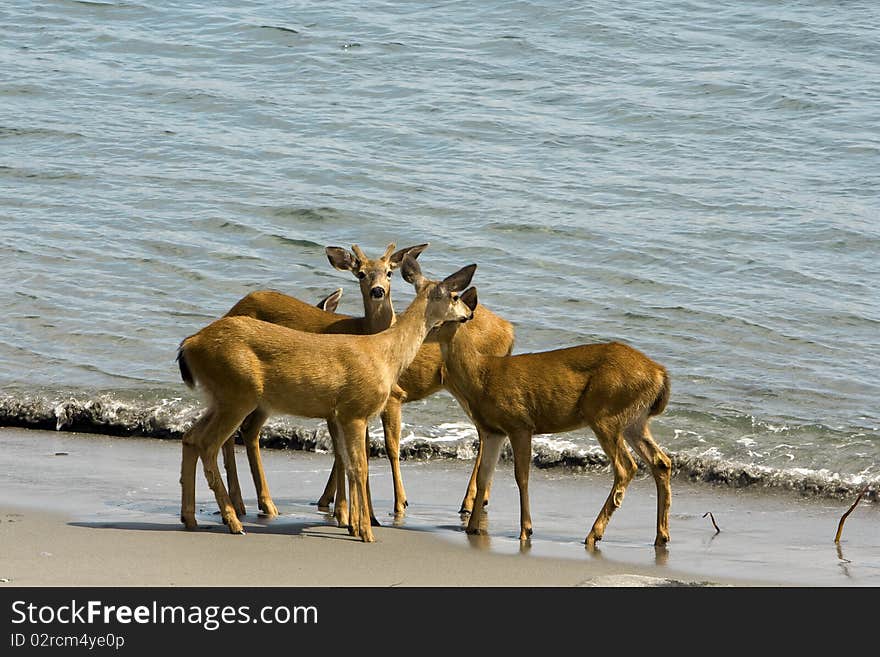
[1,427,877,588]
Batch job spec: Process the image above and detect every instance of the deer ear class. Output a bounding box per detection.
[460,287,478,312]
[389,243,429,269]
[441,264,476,292]
[400,253,426,289]
[316,288,343,313]
[325,246,358,272]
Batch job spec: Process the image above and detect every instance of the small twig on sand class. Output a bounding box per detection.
[702,511,721,534]
[835,485,870,544]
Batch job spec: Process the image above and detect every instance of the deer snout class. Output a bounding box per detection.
[370,286,386,299]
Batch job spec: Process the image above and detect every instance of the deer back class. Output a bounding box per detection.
[224,289,366,335]
[180,315,397,420]
[442,333,667,437]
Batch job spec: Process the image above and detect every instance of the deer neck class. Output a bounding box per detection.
[375,293,432,383]
[361,293,396,334]
[439,325,488,403]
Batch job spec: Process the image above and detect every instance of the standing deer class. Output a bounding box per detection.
[219,285,342,518]
[218,242,427,526]
[177,255,477,542]
[315,246,515,518]
[438,288,672,548]
[221,243,514,525]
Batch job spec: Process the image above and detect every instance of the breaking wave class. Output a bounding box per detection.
[0,392,875,503]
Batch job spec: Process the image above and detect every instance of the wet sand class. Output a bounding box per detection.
[1,427,877,587]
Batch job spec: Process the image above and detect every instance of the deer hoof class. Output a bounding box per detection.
[259,500,279,517]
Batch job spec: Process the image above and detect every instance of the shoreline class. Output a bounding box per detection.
[1,428,877,587]
[0,502,738,588]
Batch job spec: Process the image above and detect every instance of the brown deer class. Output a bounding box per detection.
[177,255,477,542]
[218,286,341,517]
[315,247,516,518]
[438,288,672,548]
[217,242,427,525]
[221,243,515,524]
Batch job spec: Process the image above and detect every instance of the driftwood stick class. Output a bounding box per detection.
[834,485,869,543]
[702,511,721,534]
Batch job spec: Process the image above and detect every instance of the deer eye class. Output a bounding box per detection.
[451,294,459,301]
[356,271,366,280]
[386,271,392,278]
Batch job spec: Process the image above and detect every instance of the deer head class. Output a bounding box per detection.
[431,285,479,344]
[400,254,476,330]
[325,242,429,303]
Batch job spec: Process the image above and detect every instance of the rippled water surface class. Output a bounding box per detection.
[1,1,879,499]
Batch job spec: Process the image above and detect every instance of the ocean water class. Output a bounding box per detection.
[1,1,878,504]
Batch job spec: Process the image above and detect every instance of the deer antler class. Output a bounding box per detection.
[350,244,367,263]
[381,243,397,261]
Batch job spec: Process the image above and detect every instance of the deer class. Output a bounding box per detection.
[176,255,478,542]
[219,243,515,527]
[314,246,516,519]
[216,242,428,527]
[436,287,673,549]
[218,286,342,519]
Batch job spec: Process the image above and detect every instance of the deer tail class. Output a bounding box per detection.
[177,342,196,389]
[649,368,670,417]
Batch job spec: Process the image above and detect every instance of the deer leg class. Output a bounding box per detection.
[624,419,672,546]
[196,404,254,534]
[460,430,493,515]
[239,408,277,517]
[180,411,210,529]
[221,436,246,517]
[326,419,348,528]
[509,430,534,541]
[316,460,340,509]
[459,437,481,515]
[340,417,374,542]
[363,425,380,527]
[381,390,408,516]
[317,418,340,508]
[316,460,339,510]
[202,446,245,534]
[465,431,505,535]
[181,441,200,529]
[585,427,637,549]
[333,455,348,528]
